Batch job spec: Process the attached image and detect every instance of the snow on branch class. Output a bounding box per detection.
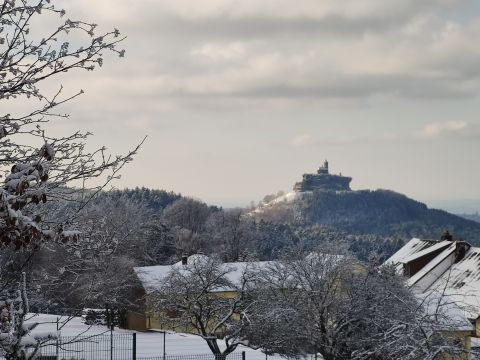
[0,273,59,359]
[0,0,143,251]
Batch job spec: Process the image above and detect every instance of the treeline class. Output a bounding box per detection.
[29,186,478,312]
[103,187,181,212]
[27,187,407,312]
[459,212,480,224]
[26,189,301,311]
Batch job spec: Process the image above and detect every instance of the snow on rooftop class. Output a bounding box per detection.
[417,292,473,332]
[401,241,453,264]
[386,238,480,319]
[407,243,457,288]
[384,238,435,273]
[425,246,480,318]
[134,256,277,293]
[135,253,345,294]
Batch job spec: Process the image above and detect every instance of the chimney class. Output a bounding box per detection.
[455,241,470,263]
[440,230,453,242]
[181,255,188,265]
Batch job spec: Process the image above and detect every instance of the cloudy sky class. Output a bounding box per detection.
[46,0,480,209]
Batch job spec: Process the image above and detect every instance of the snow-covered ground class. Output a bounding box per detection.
[249,191,302,216]
[259,191,299,208]
[24,314,284,360]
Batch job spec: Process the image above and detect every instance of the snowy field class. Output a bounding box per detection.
[23,314,286,360]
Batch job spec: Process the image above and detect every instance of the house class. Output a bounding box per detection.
[384,237,480,356]
[130,254,277,332]
[129,253,350,332]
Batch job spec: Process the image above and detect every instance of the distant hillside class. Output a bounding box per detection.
[99,187,182,212]
[459,213,480,224]
[256,189,480,244]
[93,187,480,259]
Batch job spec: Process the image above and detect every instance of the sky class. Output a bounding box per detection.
[37,0,480,210]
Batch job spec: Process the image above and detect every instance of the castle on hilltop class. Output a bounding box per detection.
[293,160,352,192]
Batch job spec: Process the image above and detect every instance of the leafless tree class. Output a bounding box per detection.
[152,256,255,359]
[30,195,149,311]
[142,219,176,265]
[205,209,253,262]
[0,273,58,359]
[0,0,141,357]
[243,249,472,360]
[0,0,141,264]
[161,198,212,234]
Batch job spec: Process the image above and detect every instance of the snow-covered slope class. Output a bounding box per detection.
[251,191,303,215]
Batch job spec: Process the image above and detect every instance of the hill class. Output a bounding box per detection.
[255,189,480,244]
[459,213,480,224]
[100,187,182,212]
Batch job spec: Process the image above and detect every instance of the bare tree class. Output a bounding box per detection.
[152,256,254,359]
[0,0,141,357]
[142,219,176,265]
[30,195,149,311]
[244,250,472,360]
[162,198,212,234]
[0,273,57,360]
[205,209,253,262]
[0,0,142,249]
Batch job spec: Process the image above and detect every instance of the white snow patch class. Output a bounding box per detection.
[23,314,284,359]
[135,259,277,293]
[250,191,304,215]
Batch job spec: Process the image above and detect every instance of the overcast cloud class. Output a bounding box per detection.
[56,0,480,102]
[40,0,480,210]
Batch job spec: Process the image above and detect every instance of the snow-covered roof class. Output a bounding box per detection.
[135,253,345,294]
[417,292,473,332]
[401,241,453,264]
[407,243,457,288]
[385,238,480,319]
[426,246,480,319]
[384,238,438,272]
[134,256,277,293]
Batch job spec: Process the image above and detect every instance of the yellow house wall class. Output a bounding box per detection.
[145,290,240,332]
[438,330,471,360]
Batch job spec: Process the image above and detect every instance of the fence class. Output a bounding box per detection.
[37,333,133,360]
[0,333,247,360]
[137,352,245,360]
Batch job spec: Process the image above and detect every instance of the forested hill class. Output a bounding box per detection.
[34,186,480,310]
[260,189,480,244]
[459,213,480,224]
[104,187,480,246]
[98,187,182,212]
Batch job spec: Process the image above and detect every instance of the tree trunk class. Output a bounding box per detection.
[214,354,227,360]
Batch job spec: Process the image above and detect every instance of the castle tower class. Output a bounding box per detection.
[293,159,352,192]
[318,159,329,175]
